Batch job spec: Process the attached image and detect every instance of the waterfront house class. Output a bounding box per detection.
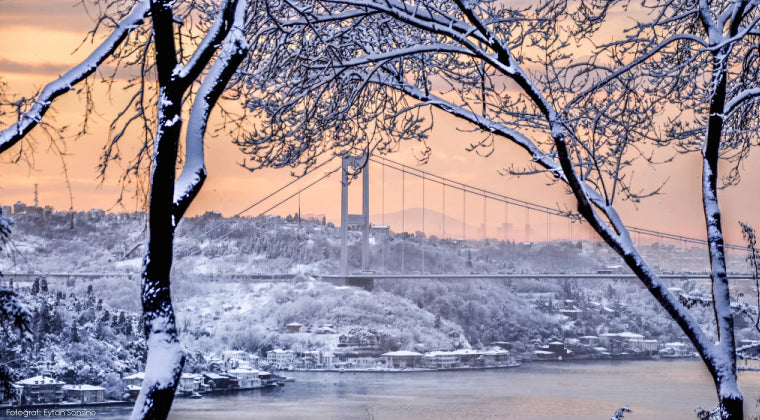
[481,348,513,365]
[123,372,144,387]
[301,350,321,369]
[641,339,659,355]
[300,351,336,369]
[228,369,262,389]
[257,371,272,386]
[422,351,458,369]
[15,376,65,404]
[534,350,557,360]
[267,349,296,367]
[534,342,571,360]
[548,342,571,358]
[382,351,423,368]
[178,373,204,394]
[662,342,691,357]
[598,332,658,356]
[125,385,141,401]
[202,372,239,390]
[62,384,105,403]
[322,353,335,368]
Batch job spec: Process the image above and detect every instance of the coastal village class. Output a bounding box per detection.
[0,318,704,409]
[1,205,755,412]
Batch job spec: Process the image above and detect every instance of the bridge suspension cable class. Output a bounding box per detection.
[370,157,747,251]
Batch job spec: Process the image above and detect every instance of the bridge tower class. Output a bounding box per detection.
[340,153,371,281]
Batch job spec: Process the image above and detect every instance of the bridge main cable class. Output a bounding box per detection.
[370,157,746,252]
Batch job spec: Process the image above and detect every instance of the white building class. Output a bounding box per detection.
[382,351,423,368]
[228,369,262,389]
[123,372,144,388]
[62,384,105,403]
[178,373,203,394]
[267,349,296,367]
[422,351,458,369]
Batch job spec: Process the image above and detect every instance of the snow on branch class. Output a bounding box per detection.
[173,0,240,87]
[0,0,150,155]
[173,0,250,221]
[245,0,724,370]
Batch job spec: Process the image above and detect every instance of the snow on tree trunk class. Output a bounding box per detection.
[701,46,741,420]
[129,85,186,420]
[130,1,247,418]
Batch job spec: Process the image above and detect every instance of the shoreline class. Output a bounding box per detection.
[295,363,521,373]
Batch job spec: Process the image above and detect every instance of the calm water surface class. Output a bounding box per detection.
[4,360,760,419]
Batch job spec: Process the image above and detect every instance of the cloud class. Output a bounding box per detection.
[0,0,95,33]
[0,58,74,76]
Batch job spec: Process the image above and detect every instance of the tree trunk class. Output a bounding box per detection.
[129,83,185,419]
[130,0,186,408]
[701,47,741,420]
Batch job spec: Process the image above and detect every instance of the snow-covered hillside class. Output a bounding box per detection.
[3,209,753,373]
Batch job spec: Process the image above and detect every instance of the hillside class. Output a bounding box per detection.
[2,209,756,385]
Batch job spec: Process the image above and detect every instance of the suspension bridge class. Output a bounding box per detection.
[195,153,754,289]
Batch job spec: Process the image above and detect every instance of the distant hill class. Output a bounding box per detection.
[371,207,485,239]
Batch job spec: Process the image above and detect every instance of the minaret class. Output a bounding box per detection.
[34,183,39,207]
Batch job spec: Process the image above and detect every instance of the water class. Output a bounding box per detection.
[4,360,760,419]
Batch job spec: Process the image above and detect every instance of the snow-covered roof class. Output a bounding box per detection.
[619,332,644,339]
[202,373,230,380]
[481,349,509,356]
[16,376,65,386]
[286,322,303,327]
[534,350,555,355]
[549,341,564,345]
[268,348,294,354]
[381,351,423,357]
[451,349,480,355]
[123,372,144,380]
[424,351,457,357]
[228,369,259,374]
[63,384,105,391]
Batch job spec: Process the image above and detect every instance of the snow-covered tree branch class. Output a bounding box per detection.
[0,0,151,156]
[241,0,760,417]
[0,0,252,418]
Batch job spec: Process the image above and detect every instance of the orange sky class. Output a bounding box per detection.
[0,0,759,246]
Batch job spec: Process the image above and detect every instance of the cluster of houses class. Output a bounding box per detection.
[383,348,515,369]
[122,368,275,400]
[0,376,106,407]
[533,333,694,360]
[1,355,281,407]
[261,346,517,370]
